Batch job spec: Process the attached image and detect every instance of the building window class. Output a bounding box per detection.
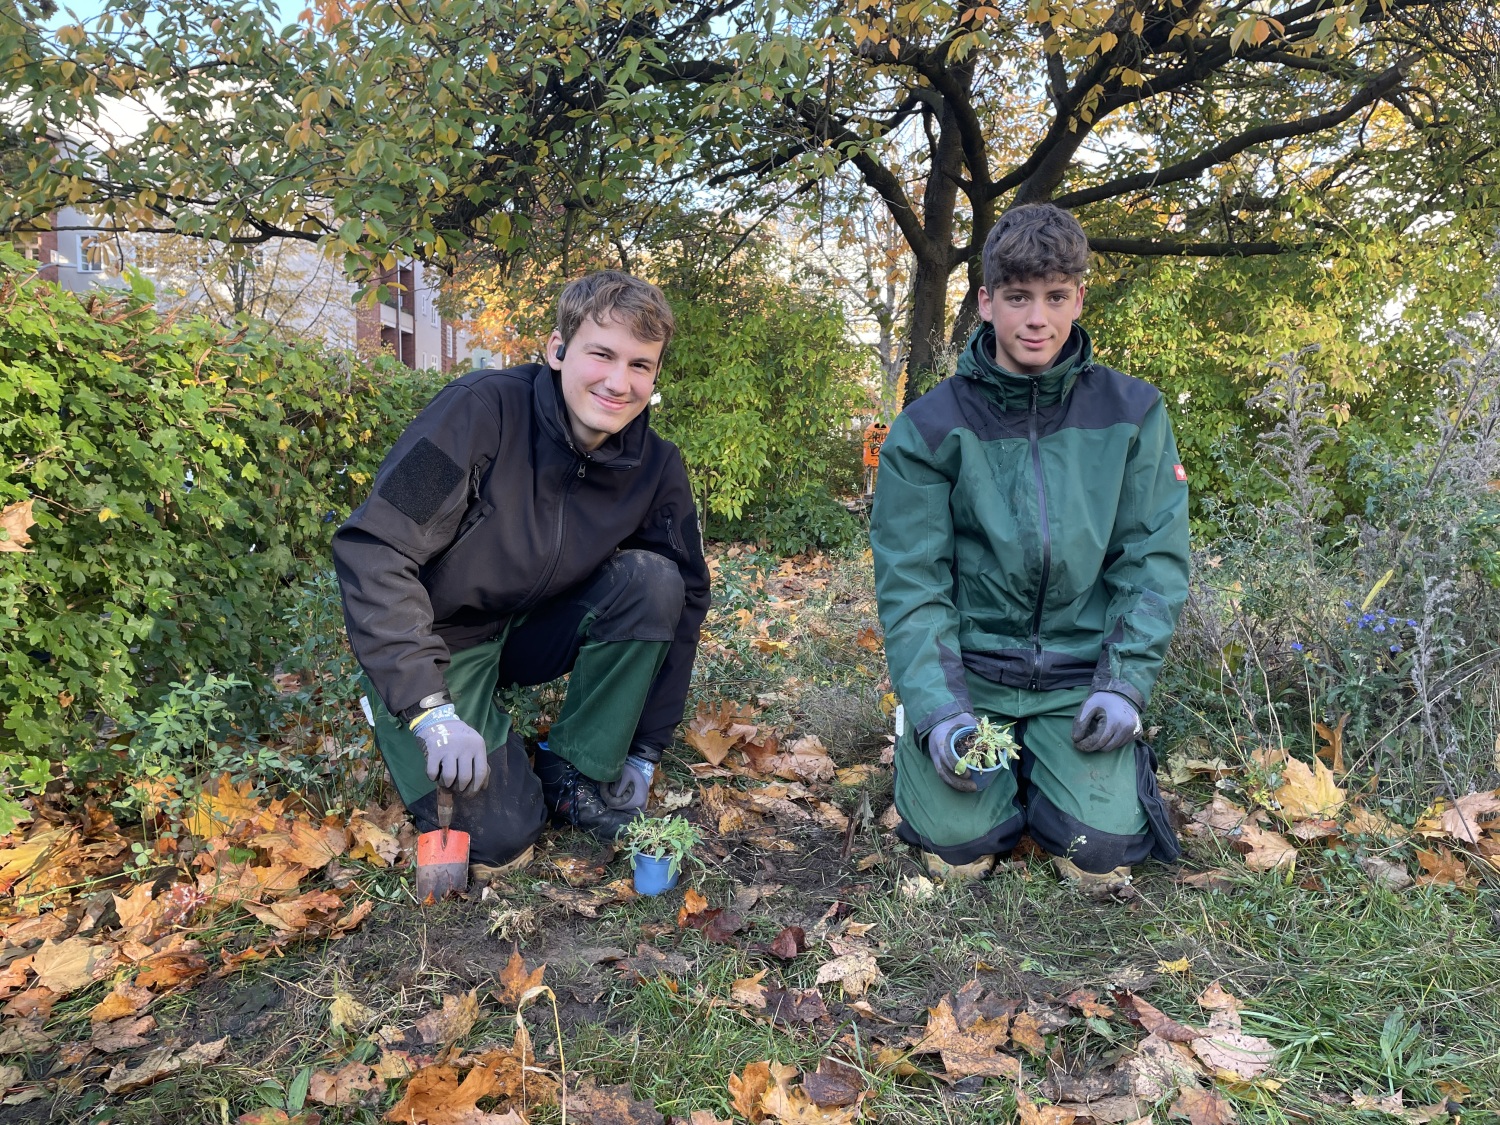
[76,233,115,274]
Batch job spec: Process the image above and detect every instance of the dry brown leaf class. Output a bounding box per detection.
[330,991,378,1034]
[689,1113,733,1125]
[677,887,710,925]
[1126,1035,1207,1101]
[32,937,116,996]
[1344,805,1407,840]
[1358,853,1414,890]
[348,812,402,867]
[101,1036,227,1094]
[913,994,1019,1079]
[1235,823,1297,871]
[1191,1030,1277,1079]
[1195,982,1242,1014]
[761,1081,859,1124]
[134,948,210,990]
[565,1076,664,1124]
[745,735,836,784]
[0,1016,52,1054]
[1170,1086,1238,1125]
[308,1062,378,1107]
[0,828,76,896]
[0,499,35,552]
[763,985,829,1025]
[196,858,308,905]
[1313,714,1348,775]
[90,979,154,1022]
[854,626,882,651]
[91,1014,156,1054]
[1437,791,1500,844]
[685,701,757,766]
[1115,993,1201,1043]
[411,990,480,1047]
[1191,796,1254,833]
[730,1061,776,1124]
[242,889,344,935]
[814,952,882,998]
[252,819,349,869]
[801,1057,864,1109]
[493,949,545,1008]
[1415,846,1477,890]
[1009,1010,1047,1055]
[731,969,769,1010]
[1273,753,1346,821]
[184,776,274,839]
[1017,1093,1078,1125]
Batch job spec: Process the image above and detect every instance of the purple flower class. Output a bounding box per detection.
[1374,624,1386,633]
[1390,644,1403,653]
[1291,642,1305,652]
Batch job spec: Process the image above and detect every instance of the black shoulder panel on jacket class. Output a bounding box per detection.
[378,436,465,525]
[1056,365,1161,433]
[904,379,1031,451]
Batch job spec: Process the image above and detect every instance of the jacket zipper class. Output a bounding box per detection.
[666,512,683,555]
[517,448,586,611]
[1027,378,1052,691]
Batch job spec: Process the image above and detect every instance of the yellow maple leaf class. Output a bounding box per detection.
[1273,755,1345,821]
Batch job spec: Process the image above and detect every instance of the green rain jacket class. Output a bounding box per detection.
[871,322,1191,742]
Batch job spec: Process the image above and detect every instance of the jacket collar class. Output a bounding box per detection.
[531,362,648,469]
[955,322,1093,411]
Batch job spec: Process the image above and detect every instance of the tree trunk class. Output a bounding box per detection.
[902,249,953,407]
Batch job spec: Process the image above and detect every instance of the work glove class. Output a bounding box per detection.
[599,744,661,810]
[410,704,490,796]
[926,713,979,793]
[1071,691,1142,754]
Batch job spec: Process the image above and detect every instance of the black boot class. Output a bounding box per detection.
[533,745,639,842]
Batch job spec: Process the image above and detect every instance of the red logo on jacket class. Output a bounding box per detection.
[1174,464,1187,482]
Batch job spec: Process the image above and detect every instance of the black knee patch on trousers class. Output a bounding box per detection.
[407,730,547,865]
[586,549,685,643]
[1025,790,1153,873]
[897,810,1026,866]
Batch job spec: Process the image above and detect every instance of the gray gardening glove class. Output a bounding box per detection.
[410,704,490,796]
[1071,691,1142,754]
[926,713,979,793]
[599,745,661,810]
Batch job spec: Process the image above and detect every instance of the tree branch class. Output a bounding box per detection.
[1053,61,1408,210]
[1088,237,1298,256]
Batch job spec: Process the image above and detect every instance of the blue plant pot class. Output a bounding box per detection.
[966,763,1005,792]
[632,853,679,896]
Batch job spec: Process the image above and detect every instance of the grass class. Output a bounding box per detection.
[10,547,1500,1125]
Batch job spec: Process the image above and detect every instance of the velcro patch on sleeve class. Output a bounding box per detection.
[377,436,466,526]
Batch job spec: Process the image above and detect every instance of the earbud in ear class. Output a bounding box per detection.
[555,342,567,361]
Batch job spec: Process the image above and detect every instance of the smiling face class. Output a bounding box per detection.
[977,275,1085,375]
[547,316,665,452]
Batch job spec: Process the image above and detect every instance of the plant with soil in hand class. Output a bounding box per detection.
[954,718,1019,775]
[621,814,703,881]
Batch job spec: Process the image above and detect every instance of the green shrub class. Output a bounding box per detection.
[0,249,445,826]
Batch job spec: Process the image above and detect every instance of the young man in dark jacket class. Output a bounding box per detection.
[870,204,1189,892]
[334,271,711,864]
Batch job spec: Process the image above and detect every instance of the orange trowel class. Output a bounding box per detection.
[415,787,470,903]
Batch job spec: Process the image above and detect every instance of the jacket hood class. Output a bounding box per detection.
[534,363,649,470]
[956,322,1094,411]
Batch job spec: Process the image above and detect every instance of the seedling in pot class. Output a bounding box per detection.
[621,814,704,894]
[954,717,1019,775]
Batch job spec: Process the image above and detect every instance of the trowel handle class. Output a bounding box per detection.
[436,786,454,831]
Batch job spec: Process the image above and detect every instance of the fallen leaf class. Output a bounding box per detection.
[102,1037,227,1094]
[1114,993,1201,1043]
[1009,1010,1047,1055]
[0,499,35,552]
[1195,982,1242,1014]
[564,1075,664,1123]
[1415,846,1477,890]
[731,969,769,1009]
[1191,1031,1277,1079]
[549,853,608,887]
[899,874,936,899]
[1125,1035,1207,1101]
[854,626,882,651]
[0,1016,52,1054]
[1191,796,1254,833]
[348,812,402,867]
[761,1079,859,1123]
[1344,805,1407,840]
[90,979,154,1022]
[801,1057,865,1108]
[755,925,806,960]
[1016,1092,1077,1125]
[688,1113,732,1125]
[685,702,757,766]
[912,994,1019,1079]
[184,776,273,839]
[1314,715,1347,774]
[834,765,881,787]
[731,1061,797,1124]
[616,943,690,985]
[32,937,116,996]
[1158,957,1192,974]
[1436,792,1500,844]
[330,990,378,1034]
[135,948,211,990]
[308,1062,378,1107]
[196,858,309,905]
[1060,990,1115,1019]
[745,735,836,784]
[1180,869,1236,892]
[252,819,349,870]
[91,1014,156,1053]
[762,985,829,1025]
[814,952,882,998]
[242,889,344,936]
[677,888,710,925]
[493,949,545,1008]
[1358,853,1414,890]
[411,990,480,1047]
[1170,1086,1237,1125]
[1234,823,1296,871]
[679,904,744,944]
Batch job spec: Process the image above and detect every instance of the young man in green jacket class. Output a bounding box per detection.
[870,204,1190,891]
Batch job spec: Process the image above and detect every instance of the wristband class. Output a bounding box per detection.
[398,690,452,726]
[408,702,457,732]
